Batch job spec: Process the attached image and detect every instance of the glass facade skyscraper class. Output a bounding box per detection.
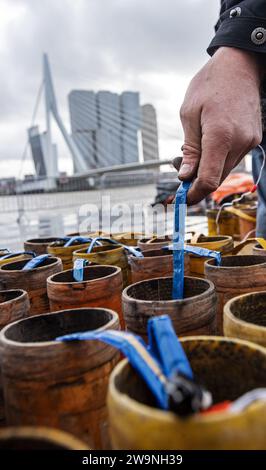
[68,90,148,170]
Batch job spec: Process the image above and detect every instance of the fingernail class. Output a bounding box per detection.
[179,163,192,177]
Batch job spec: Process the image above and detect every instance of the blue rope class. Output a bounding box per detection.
[172,182,191,299]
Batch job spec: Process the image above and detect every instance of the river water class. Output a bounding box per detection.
[0,184,206,251]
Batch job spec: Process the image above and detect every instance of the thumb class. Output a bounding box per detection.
[172,156,182,171]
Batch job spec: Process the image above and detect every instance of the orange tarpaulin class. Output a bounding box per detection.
[211,173,254,204]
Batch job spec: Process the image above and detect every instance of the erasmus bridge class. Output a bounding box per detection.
[0,55,200,250]
[23,54,176,190]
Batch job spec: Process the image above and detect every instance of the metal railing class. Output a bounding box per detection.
[0,171,161,215]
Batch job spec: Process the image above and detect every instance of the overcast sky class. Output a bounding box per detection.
[0,0,219,177]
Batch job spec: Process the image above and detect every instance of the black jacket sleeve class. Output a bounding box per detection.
[208,0,266,56]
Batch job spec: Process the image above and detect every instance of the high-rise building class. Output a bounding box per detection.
[28,126,47,177]
[72,130,96,170]
[68,89,159,171]
[69,91,97,170]
[141,104,159,162]
[96,91,123,166]
[41,132,58,177]
[121,92,141,130]
[120,92,140,165]
[69,90,98,132]
[97,91,121,131]
[121,128,139,165]
[94,128,122,168]
[28,127,58,178]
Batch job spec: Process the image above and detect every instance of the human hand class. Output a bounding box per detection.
[175,47,263,205]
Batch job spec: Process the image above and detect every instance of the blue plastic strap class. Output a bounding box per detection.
[161,245,173,252]
[172,181,192,299]
[87,236,144,258]
[22,254,50,271]
[164,244,222,266]
[64,236,92,247]
[122,244,144,258]
[86,237,104,253]
[147,315,193,380]
[0,251,36,261]
[73,258,88,282]
[56,328,168,409]
[184,245,222,265]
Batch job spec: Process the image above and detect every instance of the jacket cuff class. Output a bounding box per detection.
[208,17,266,56]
